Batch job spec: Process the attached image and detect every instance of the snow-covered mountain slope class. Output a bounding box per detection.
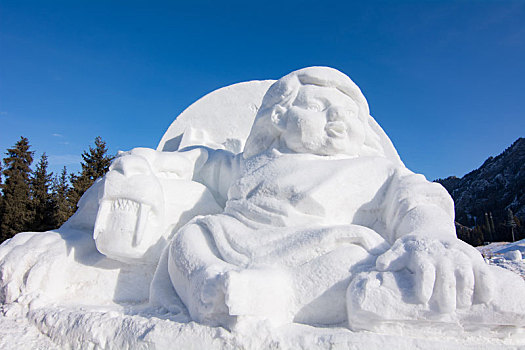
[437,138,525,228]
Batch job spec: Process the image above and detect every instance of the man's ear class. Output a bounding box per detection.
[270,105,287,132]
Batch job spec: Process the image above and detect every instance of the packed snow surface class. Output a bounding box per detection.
[478,239,525,280]
[1,67,525,349]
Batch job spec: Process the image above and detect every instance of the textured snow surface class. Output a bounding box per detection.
[2,239,524,349]
[157,80,275,153]
[1,303,525,349]
[2,67,525,349]
[478,240,525,279]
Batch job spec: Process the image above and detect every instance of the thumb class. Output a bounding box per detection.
[376,243,407,271]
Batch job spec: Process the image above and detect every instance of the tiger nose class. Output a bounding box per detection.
[110,155,151,177]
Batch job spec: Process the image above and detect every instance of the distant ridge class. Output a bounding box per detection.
[436,138,525,231]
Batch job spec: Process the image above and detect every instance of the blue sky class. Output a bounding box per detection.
[1,0,524,181]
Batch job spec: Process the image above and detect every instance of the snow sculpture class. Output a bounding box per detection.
[158,80,274,153]
[93,148,222,263]
[1,67,525,337]
[148,67,525,330]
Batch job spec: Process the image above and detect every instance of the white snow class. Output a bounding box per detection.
[157,80,275,153]
[1,67,525,349]
[478,239,525,280]
[2,305,525,349]
[504,250,522,262]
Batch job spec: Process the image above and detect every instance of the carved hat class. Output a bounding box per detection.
[243,66,403,166]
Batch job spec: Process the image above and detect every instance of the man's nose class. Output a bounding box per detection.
[327,106,350,121]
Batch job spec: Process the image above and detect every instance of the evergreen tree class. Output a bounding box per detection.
[1,137,34,242]
[0,162,3,226]
[489,212,496,235]
[51,166,72,227]
[30,153,55,231]
[69,136,114,212]
[484,212,493,242]
[506,208,517,242]
[472,225,484,246]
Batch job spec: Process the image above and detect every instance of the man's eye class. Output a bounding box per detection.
[306,103,322,111]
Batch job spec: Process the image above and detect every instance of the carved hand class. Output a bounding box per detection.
[375,234,493,312]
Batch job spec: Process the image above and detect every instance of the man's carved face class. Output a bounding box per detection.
[279,85,366,156]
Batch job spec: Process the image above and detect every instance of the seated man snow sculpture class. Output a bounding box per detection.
[123,67,525,330]
[1,66,524,333]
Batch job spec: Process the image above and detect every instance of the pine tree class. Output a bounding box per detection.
[473,225,485,246]
[484,212,493,242]
[51,166,72,227]
[69,136,114,212]
[1,137,34,242]
[489,212,496,235]
[506,208,517,242]
[0,162,4,229]
[30,153,55,231]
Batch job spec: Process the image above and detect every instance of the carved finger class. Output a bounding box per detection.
[376,243,407,271]
[24,251,63,297]
[1,243,37,277]
[456,240,485,263]
[0,238,49,303]
[26,231,61,248]
[1,277,21,303]
[433,260,456,313]
[411,256,436,304]
[455,263,475,309]
[0,232,35,261]
[0,259,29,303]
[473,265,494,304]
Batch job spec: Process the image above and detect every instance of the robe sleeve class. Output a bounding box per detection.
[184,147,243,207]
[380,166,456,243]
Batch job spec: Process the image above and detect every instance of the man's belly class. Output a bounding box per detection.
[226,154,395,228]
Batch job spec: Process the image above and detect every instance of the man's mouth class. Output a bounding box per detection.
[325,121,347,138]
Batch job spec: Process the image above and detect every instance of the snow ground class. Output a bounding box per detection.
[1,303,525,349]
[478,239,525,279]
[2,238,525,350]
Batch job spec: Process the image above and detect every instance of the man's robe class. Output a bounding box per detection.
[191,148,454,269]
